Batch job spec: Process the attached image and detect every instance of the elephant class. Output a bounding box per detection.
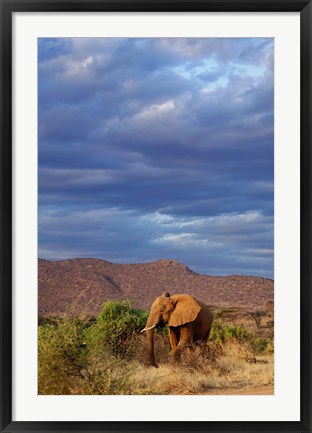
[141,292,214,367]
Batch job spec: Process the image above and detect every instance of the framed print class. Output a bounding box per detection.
[1,1,311,432]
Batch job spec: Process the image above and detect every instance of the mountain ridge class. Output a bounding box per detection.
[38,258,274,318]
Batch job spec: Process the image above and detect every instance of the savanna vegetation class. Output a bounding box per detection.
[38,300,274,395]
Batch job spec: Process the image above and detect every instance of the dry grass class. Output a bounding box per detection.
[128,340,274,395]
[39,338,273,395]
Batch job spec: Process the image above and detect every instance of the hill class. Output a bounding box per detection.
[38,258,274,318]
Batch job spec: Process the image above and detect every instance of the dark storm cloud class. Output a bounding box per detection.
[38,38,73,62]
[38,37,274,277]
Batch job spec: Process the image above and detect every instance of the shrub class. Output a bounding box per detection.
[38,303,146,395]
[84,300,148,357]
[210,322,273,356]
[249,310,266,328]
[250,336,273,354]
[210,322,249,344]
[38,318,88,394]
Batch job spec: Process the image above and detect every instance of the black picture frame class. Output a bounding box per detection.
[1,1,311,432]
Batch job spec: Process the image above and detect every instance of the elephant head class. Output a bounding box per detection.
[141,292,201,366]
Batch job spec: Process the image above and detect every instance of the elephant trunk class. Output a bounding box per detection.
[146,328,156,367]
[143,311,159,367]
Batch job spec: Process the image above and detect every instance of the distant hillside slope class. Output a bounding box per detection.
[38,258,274,318]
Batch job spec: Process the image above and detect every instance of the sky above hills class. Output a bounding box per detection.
[38,37,274,277]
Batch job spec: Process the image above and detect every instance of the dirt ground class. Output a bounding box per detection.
[183,384,274,395]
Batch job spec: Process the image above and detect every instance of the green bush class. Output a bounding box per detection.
[250,336,273,354]
[210,322,272,355]
[38,318,88,394]
[210,322,249,344]
[38,301,149,394]
[84,300,148,356]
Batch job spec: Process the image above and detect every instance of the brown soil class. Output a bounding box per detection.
[184,384,274,395]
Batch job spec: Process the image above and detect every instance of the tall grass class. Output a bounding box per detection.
[38,300,274,395]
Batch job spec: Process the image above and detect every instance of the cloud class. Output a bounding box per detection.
[39,207,273,277]
[38,37,274,277]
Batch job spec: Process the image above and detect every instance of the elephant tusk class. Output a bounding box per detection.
[141,324,156,333]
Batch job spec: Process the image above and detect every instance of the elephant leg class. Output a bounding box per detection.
[172,325,192,363]
[168,328,178,353]
[169,328,180,364]
[204,328,212,346]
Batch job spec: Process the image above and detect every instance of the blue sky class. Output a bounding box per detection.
[38,38,274,277]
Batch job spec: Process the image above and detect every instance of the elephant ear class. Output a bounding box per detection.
[168,295,201,327]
